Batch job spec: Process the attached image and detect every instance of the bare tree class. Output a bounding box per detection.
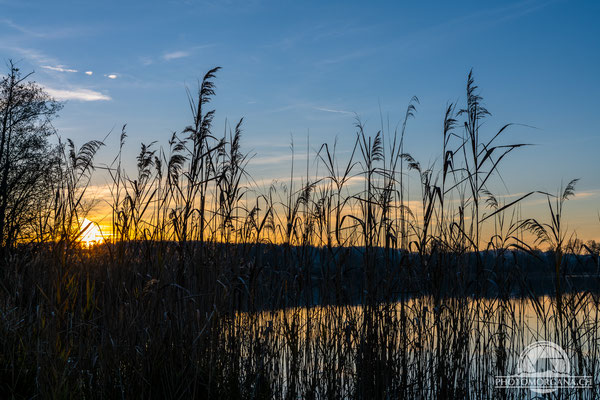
[0,61,61,251]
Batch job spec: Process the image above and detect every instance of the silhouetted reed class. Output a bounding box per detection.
[0,67,598,399]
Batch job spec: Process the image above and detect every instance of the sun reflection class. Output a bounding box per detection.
[79,218,104,247]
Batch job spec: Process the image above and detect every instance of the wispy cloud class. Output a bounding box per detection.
[1,18,47,38]
[163,51,190,61]
[314,107,353,115]
[162,44,214,61]
[0,18,88,40]
[140,57,154,66]
[516,188,600,208]
[106,74,117,79]
[41,65,78,73]
[85,71,93,76]
[3,46,53,64]
[44,87,111,101]
[574,190,600,200]
[250,153,308,166]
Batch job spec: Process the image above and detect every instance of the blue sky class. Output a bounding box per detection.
[1,0,599,239]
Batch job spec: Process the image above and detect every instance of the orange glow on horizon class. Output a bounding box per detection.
[79,218,105,247]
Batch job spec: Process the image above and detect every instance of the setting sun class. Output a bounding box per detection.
[79,218,104,247]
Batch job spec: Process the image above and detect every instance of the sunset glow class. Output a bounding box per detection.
[79,218,104,247]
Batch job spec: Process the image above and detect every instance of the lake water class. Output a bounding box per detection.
[230,293,600,398]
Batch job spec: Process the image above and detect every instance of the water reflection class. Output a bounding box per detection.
[231,293,600,398]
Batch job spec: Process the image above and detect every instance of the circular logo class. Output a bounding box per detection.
[517,341,570,394]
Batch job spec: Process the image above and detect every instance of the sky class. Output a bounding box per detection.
[0,0,598,241]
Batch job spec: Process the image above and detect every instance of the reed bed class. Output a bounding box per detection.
[0,68,599,399]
